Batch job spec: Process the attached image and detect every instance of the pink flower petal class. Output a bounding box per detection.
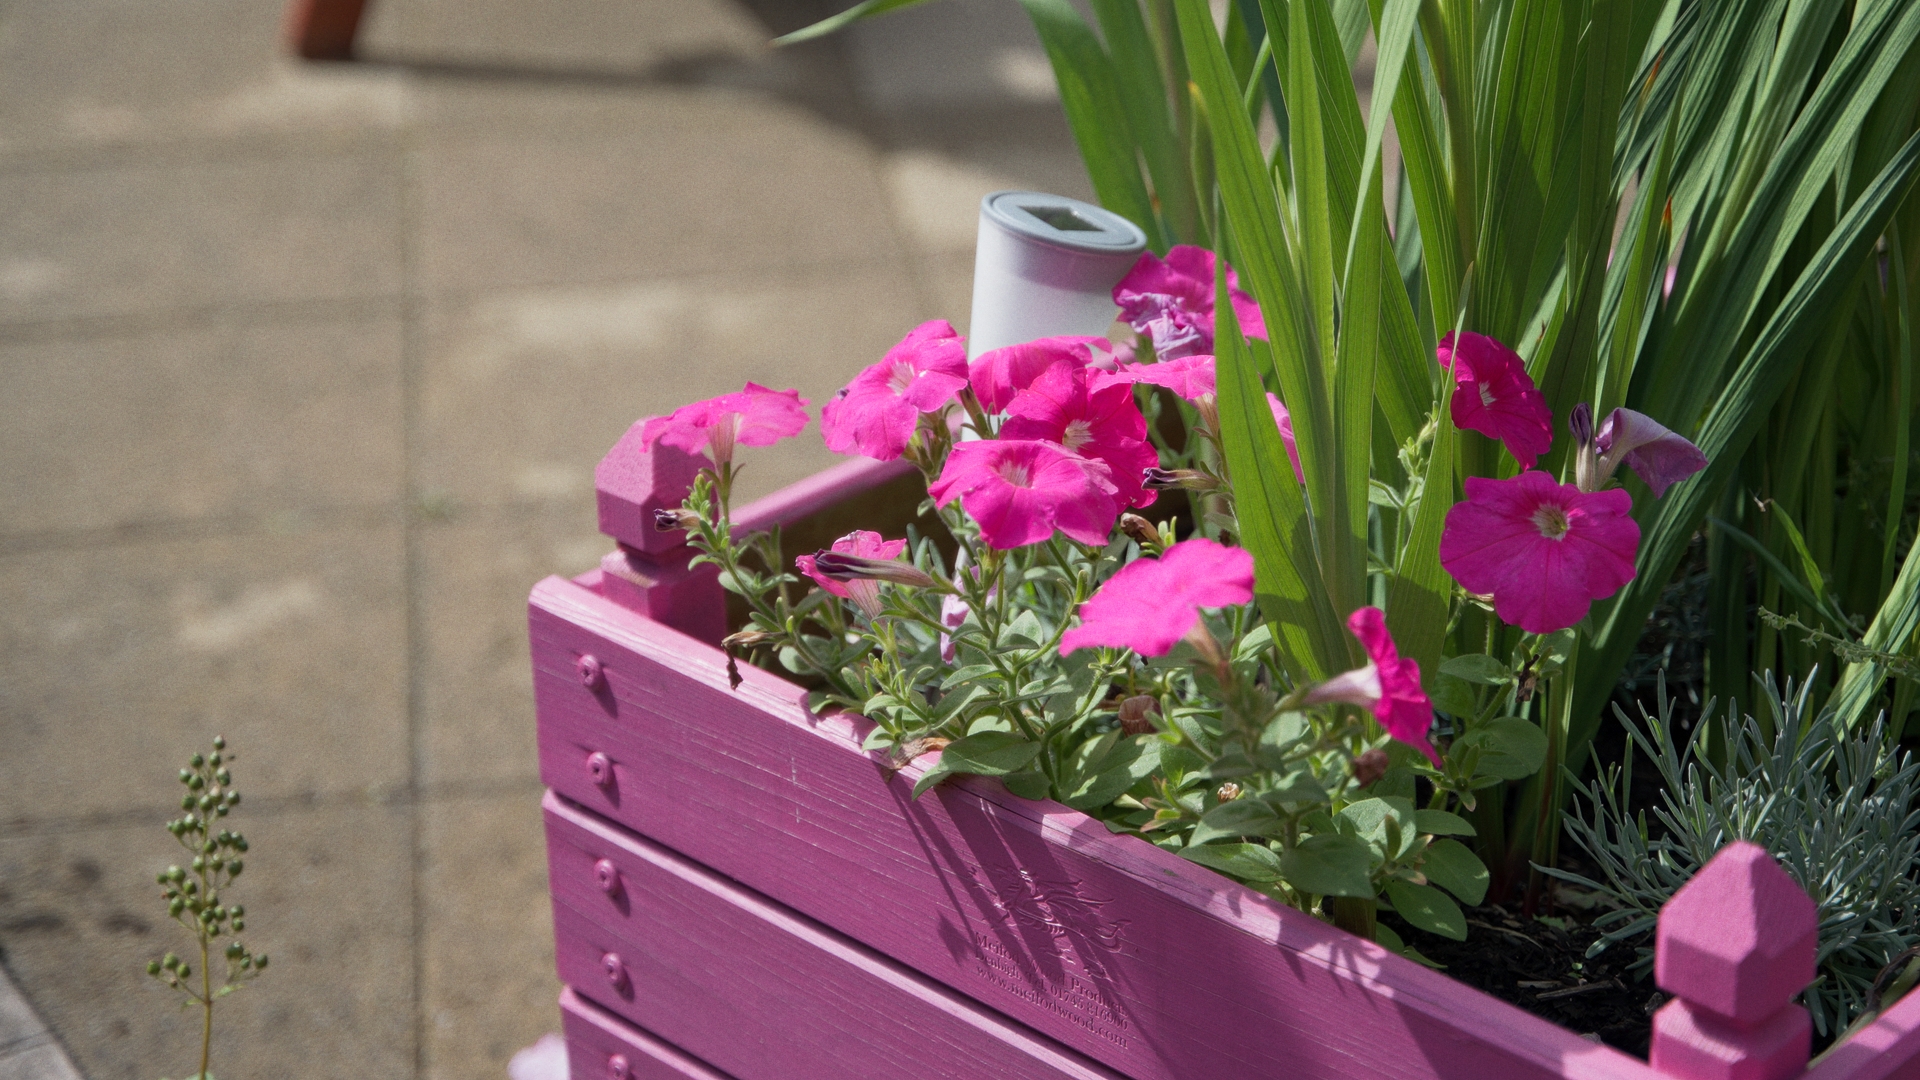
[1266,393,1304,484]
[1438,332,1553,469]
[1112,246,1265,361]
[822,321,968,460]
[796,530,908,604]
[1439,472,1640,634]
[1002,363,1158,511]
[968,337,1100,413]
[1595,407,1708,497]
[643,382,810,463]
[1097,354,1217,401]
[1059,539,1254,656]
[928,439,1119,549]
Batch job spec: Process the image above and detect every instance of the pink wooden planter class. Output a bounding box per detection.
[531,423,1920,1080]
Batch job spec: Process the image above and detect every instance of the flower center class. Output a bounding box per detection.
[1478,381,1497,407]
[1531,503,1571,540]
[1062,419,1094,451]
[886,361,917,396]
[996,461,1032,488]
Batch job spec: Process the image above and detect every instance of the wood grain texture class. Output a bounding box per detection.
[560,987,735,1080]
[1802,991,1920,1080]
[547,792,1123,1080]
[528,574,1667,1080]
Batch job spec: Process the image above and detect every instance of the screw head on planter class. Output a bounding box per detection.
[593,417,708,554]
[968,191,1146,359]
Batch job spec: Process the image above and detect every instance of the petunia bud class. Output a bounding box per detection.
[807,552,937,589]
[653,507,701,532]
[1118,513,1157,545]
[1351,748,1391,787]
[1142,467,1221,492]
[721,628,780,652]
[1215,782,1243,802]
[1117,695,1159,735]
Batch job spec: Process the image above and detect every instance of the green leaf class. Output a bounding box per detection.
[931,731,1042,777]
[1412,808,1476,837]
[772,0,937,45]
[1420,838,1490,905]
[1061,736,1160,810]
[1385,880,1467,940]
[1337,796,1413,844]
[1182,841,1286,883]
[1439,654,1512,685]
[1002,770,1052,801]
[1190,797,1286,845]
[1279,833,1375,897]
[1429,672,1478,717]
[1015,0,1161,240]
[1461,717,1549,781]
[942,664,999,689]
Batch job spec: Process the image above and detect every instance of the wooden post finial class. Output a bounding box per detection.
[1650,841,1818,1080]
[594,418,709,556]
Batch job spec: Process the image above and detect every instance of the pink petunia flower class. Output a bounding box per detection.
[1113,246,1266,361]
[1058,538,1254,656]
[968,336,1101,413]
[642,382,811,466]
[1096,353,1217,401]
[938,594,969,663]
[928,439,1119,549]
[795,530,908,618]
[1438,332,1554,469]
[1302,607,1441,767]
[1265,393,1305,485]
[1001,363,1159,511]
[1594,406,1708,498]
[820,320,969,460]
[1439,472,1641,634]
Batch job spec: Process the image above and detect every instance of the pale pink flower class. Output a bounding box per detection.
[939,594,969,663]
[1059,538,1254,656]
[1302,607,1440,767]
[795,530,908,618]
[1438,332,1553,469]
[1594,406,1707,497]
[968,336,1101,413]
[1266,393,1305,485]
[821,320,968,460]
[642,382,810,466]
[1113,246,1266,360]
[1439,472,1641,634]
[1097,353,1216,401]
[928,439,1119,549]
[1002,363,1159,511]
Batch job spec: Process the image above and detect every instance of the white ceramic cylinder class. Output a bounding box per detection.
[966,191,1148,359]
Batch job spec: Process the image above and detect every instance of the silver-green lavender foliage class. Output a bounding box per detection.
[1546,674,1920,1036]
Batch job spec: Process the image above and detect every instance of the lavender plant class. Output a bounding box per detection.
[146,736,268,1080]
[1545,675,1920,1035]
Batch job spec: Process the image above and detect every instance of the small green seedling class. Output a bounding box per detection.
[145,736,267,1080]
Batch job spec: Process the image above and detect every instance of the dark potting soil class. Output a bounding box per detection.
[1380,901,1659,1056]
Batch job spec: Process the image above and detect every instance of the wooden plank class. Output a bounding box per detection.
[560,987,736,1080]
[547,792,1124,1080]
[529,575,1663,1080]
[1803,991,1920,1080]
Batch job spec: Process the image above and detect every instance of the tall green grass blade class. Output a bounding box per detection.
[1577,127,1920,751]
[1090,0,1201,249]
[1830,531,1920,732]
[1215,259,1343,680]
[772,0,935,45]
[1017,0,1162,242]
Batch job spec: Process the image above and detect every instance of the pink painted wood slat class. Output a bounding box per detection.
[529,575,1666,1080]
[1802,992,1920,1080]
[561,987,736,1080]
[547,791,1123,1080]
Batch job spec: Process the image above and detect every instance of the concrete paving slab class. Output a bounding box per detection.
[416,512,607,789]
[0,966,81,1080]
[0,311,403,539]
[0,0,413,160]
[0,150,403,326]
[0,526,407,826]
[417,792,557,1080]
[0,801,413,1080]
[410,89,902,296]
[362,0,766,71]
[414,264,926,511]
